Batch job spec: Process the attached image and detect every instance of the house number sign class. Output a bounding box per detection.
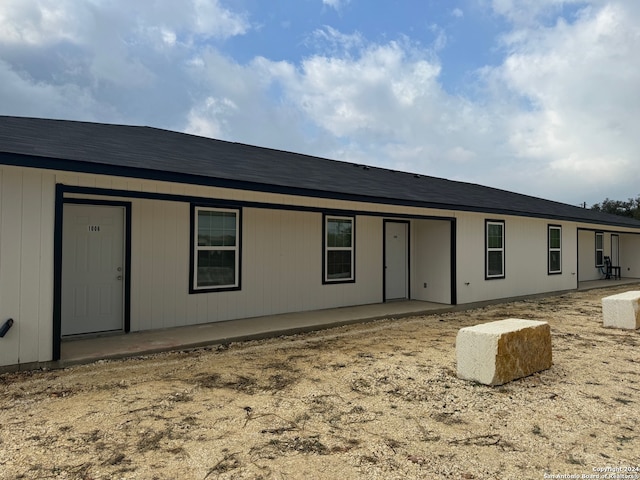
[87,225,101,232]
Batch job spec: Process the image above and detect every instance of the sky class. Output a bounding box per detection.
[0,0,639,207]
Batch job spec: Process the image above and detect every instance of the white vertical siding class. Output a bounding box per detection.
[456,213,578,304]
[412,219,451,304]
[563,226,578,283]
[129,200,191,331]
[619,234,640,279]
[132,199,153,330]
[354,215,383,306]
[160,201,179,327]
[0,168,21,366]
[126,205,383,331]
[38,176,55,362]
[578,230,599,281]
[455,214,485,303]
[19,172,44,362]
[0,167,55,366]
[151,201,169,328]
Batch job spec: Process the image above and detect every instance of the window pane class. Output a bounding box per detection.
[487,251,503,276]
[487,224,503,248]
[596,234,603,249]
[549,251,561,272]
[596,250,604,266]
[197,250,236,287]
[327,250,352,279]
[327,219,352,248]
[198,211,236,247]
[549,228,561,248]
[223,213,236,231]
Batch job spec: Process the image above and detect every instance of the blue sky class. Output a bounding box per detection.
[1,0,639,206]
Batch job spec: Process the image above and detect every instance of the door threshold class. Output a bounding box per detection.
[62,330,125,342]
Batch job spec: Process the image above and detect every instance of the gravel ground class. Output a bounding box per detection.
[1,285,639,480]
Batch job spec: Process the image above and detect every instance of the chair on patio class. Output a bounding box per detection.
[603,256,621,280]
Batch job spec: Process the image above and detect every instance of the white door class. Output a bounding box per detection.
[612,235,620,266]
[62,204,125,336]
[385,222,408,300]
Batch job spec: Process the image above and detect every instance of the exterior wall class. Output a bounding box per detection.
[0,163,394,367]
[127,202,383,331]
[412,219,451,304]
[2,163,640,368]
[58,172,395,331]
[578,230,601,281]
[620,234,640,279]
[53,171,456,340]
[0,167,55,367]
[455,213,578,304]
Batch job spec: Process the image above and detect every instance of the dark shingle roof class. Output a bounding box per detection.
[1,115,639,229]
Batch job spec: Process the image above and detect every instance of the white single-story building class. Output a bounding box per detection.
[1,115,639,369]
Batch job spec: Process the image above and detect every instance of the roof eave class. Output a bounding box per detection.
[2,151,640,230]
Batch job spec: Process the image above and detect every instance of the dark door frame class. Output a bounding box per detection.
[53,184,132,360]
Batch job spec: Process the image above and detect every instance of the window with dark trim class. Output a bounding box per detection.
[485,220,505,279]
[192,206,241,292]
[324,215,355,283]
[548,225,562,274]
[595,232,604,267]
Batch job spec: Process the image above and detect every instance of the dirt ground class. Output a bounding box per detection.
[1,285,640,480]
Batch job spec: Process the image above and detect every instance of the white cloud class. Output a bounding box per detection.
[0,0,81,45]
[491,0,590,25]
[0,0,247,47]
[308,26,364,53]
[186,96,237,138]
[322,0,351,11]
[452,8,464,18]
[180,49,322,153]
[445,146,476,164]
[192,0,249,38]
[0,0,251,124]
[179,31,489,174]
[244,34,512,185]
[160,29,177,47]
[483,1,640,202]
[269,39,443,137]
[0,58,113,120]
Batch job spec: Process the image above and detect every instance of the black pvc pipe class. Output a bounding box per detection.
[0,318,14,338]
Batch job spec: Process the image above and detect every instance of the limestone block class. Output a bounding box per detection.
[602,291,640,330]
[456,319,552,386]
